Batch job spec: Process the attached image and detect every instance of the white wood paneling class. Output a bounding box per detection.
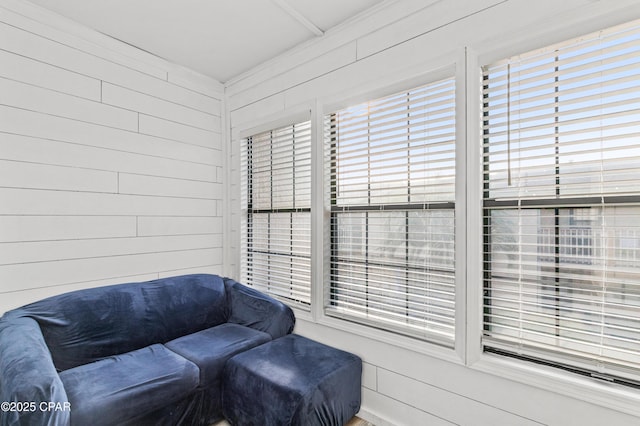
[230,93,286,128]
[228,42,357,112]
[0,133,215,183]
[0,106,217,170]
[225,0,434,95]
[0,12,223,114]
[0,216,136,243]
[377,368,541,426]
[102,82,219,131]
[0,273,160,315]
[139,114,221,148]
[158,264,222,279]
[0,0,223,314]
[355,0,505,60]
[361,362,377,391]
[0,160,117,193]
[0,20,164,88]
[283,44,455,111]
[0,234,220,266]
[137,217,222,237]
[0,2,167,80]
[119,173,222,200]
[0,77,138,130]
[361,388,455,426]
[0,49,100,100]
[0,188,217,216]
[1,248,220,293]
[0,261,222,314]
[167,67,225,99]
[0,9,222,108]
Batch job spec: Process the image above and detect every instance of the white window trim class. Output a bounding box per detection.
[237,108,312,141]
[465,27,640,420]
[472,353,640,418]
[309,61,467,364]
[236,104,313,312]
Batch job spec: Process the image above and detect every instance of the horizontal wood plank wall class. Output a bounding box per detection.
[226,0,640,425]
[0,0,224,314]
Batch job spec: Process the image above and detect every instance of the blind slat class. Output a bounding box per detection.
[482,18,640,385]
[243,120,312,306]
[326,77,457,344]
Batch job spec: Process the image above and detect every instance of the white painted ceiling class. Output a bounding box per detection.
[26,0,386,83]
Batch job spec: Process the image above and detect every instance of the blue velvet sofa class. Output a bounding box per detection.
[0,274,295,426]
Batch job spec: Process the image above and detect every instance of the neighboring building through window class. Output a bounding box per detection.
[242,120,312,306]
[325,77,457,345]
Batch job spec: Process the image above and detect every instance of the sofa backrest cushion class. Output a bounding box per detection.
[224,278,295,339]
[11,274,228,371]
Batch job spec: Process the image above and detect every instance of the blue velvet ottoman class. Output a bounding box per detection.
[222,334,362,426]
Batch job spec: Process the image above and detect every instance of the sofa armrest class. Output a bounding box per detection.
[0,315,70,426]
[224,278,295,339]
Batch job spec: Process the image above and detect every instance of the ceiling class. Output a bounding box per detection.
[27,0,386,83]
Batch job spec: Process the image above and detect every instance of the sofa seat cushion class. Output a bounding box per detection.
[165,323,271,388]
[59,344,199,426]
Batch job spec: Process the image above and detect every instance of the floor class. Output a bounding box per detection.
[213,416,373,425]
[346,416,375,426]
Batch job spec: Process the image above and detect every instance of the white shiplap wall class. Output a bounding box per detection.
[226,0,640,425]
[0,0,224,315]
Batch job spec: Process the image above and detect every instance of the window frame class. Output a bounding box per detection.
[324,77,458,346]
[314,62,469,362]
[466,18,640,417]
[239,109,314,311]
[479,20,640,386]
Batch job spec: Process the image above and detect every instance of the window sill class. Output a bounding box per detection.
[471,352,640,418]
[299,310,463,365]
[291,305,314,323]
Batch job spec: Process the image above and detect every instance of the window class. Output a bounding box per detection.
[482,20,640,384]
[242,120,312,305]
[325,77,457,345]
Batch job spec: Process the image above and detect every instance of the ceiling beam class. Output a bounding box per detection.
[271,0,324,37]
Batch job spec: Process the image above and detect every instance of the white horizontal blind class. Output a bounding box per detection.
[325,78,456,345]
[242,120,311,305]
[483,19,640,383]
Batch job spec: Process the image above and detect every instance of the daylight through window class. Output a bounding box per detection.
[325,77,457,345]
[482,19,640,384]
[242,120,312,305]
